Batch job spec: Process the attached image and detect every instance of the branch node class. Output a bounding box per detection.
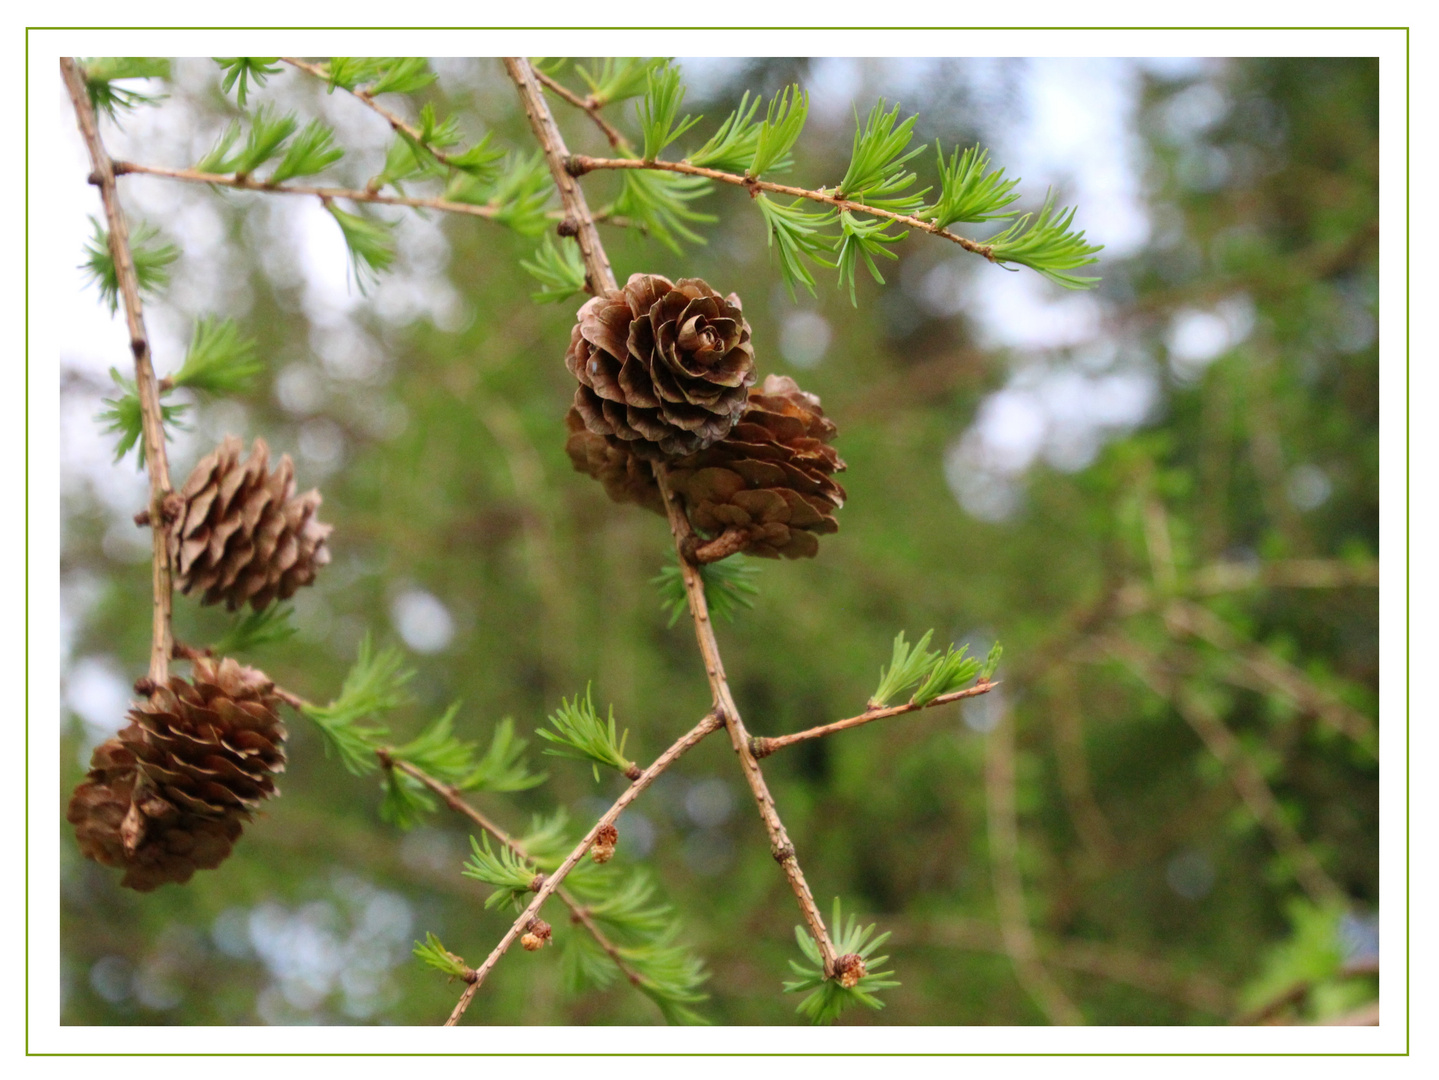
[556,217,579,238]
[520,917,553,951]
[692,527,749,564]
[772,841,795,864]
[833,952,867,988]
[591,823,619,863]
[749,735,774,759]
[528,872,547,892]
[132,676,157,697]
[133,509,151,527]
[622,763,643,782]
[129,337,147,360]
[563,154,588,177]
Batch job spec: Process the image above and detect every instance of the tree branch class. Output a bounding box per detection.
[444,710,722,1026]
[533,67,632,154]
[1105,636,1347,908]
[566,153,998,262]
[1044,666,1120,865]
[61,57,174,685]
[891,915,1234,1016]
[749,680,997,759]
[280,56,471,174]
[985,696,1085,1025]
[1162,598,1377,752]
[504,57,616,297]
[653,465,839,978]
[111,159,503,220]
[376,754,658,1015]
[510,50,839,984]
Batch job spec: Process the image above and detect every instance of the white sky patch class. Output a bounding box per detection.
[1166,295,1256,381]
[779,309,832,369]
[389,588,455,654]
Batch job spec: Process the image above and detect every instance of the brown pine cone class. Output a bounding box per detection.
[563,408,666,515]
[567,273,756,461]
[668,375,846,560]
[169,436,332,611]
[66,657,287,892]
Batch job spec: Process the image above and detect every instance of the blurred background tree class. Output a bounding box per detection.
[58,54,1378,1026]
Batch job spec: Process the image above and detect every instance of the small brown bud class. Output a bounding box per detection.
[556,218,579,237]
[834,953,866,989]
[521,917,552,951]
[132,676,156,697]
[592,823,618,864]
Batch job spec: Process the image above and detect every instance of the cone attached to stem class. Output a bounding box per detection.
[567,273,756,460]
[67,656,287,891]
[169,436,331,611]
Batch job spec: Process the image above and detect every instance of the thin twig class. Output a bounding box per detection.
[533,67,632,153]
[1106,636,1346,908]
[111,160,502,220]
[1044,667,1120,865]
[653,465,839,978]
[984,697,1085,1025]
[566,154,997,262]
[504,57,616,297]
[890,915,1233,1016]
[749,681,997,759]
[377,754,656,1011]
[61,58,174,685]
[280,57,470,175]
[445,711,723,1025]
[1163,599,1377,752]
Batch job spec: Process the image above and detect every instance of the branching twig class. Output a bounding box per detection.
[566,153,998,262]
[984,697,1085,1025]
[509,50,839,984]
[112,160,502,220]
[504,57,615,297]
[1105,636,1346,908]
[61,57,174,685]
[749,681,997,759]
[891,915,1233,1015]
[533,67,632,153]
[376,753,656,1012]
[1162,599,1377,752]
[445,710,722,1025]
[653,466,839,978]
[280,57,471,174]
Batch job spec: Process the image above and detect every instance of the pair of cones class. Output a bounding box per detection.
[69,437,331,891]
[563,274,846,560]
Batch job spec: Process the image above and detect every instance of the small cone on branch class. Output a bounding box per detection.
[169,436,332,612]
[567,273,756,461]
[667,375,846,559]
[66,656,287,892]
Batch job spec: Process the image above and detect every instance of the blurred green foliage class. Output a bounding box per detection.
[58,56,1378,1027]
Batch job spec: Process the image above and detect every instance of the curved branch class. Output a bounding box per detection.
[446,711,722,1025]
[750,680,997,759]
[61,57,174,685]
[533,67,632,153]
[566,153,997,261]
[378,755,658,1015]
[280,56,471,174]
[112,160,502,219]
